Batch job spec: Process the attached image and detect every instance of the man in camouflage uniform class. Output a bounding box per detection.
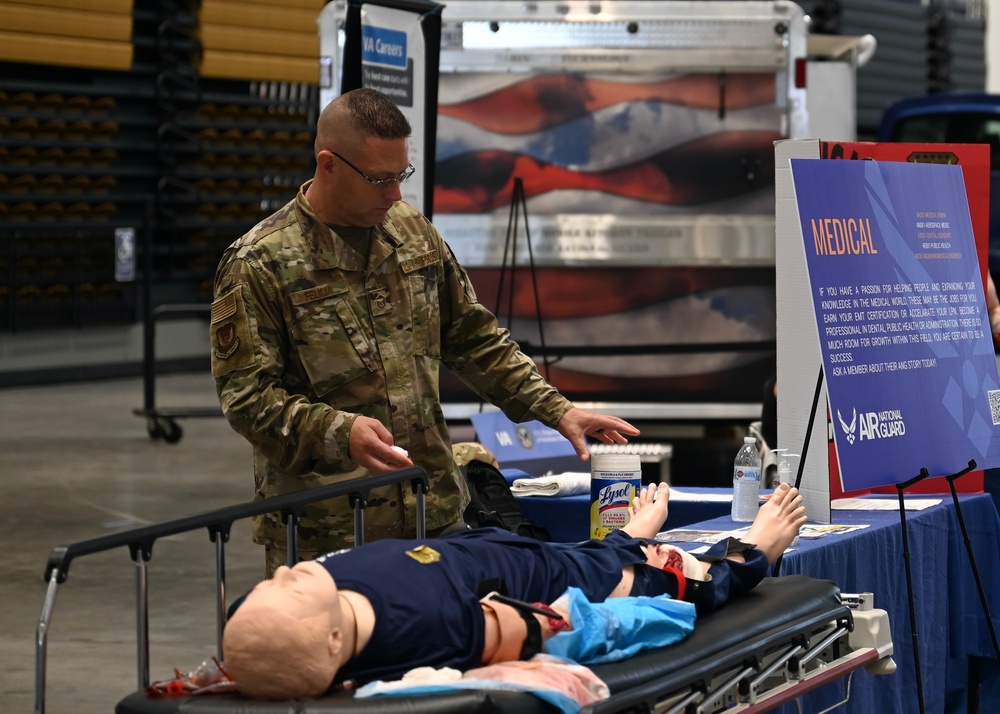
[210,88,639,575]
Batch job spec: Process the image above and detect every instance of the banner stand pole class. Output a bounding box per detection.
[945,459,1000,659]
[944,458,998,712]
[791,366,824,492]
[896,467,930,714]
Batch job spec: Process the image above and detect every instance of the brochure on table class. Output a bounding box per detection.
[789,158,1000,495]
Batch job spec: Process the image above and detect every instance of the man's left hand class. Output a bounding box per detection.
[555,407,640,462]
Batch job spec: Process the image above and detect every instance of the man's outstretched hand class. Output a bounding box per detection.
[555,407,640,462]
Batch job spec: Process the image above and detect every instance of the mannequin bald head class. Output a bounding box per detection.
[222,562,344,699]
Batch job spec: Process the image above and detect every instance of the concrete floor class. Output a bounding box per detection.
[2,373,264,713]
[0,371,736,714]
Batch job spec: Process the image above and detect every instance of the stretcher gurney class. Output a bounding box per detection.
[35,467,894,714]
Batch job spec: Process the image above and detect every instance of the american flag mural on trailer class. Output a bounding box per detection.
[435,70,780,404]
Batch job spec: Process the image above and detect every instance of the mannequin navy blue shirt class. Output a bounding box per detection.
[224,527,767,686]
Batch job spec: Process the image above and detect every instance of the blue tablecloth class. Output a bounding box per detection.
[674,494,1000,714]
[501,469,731,542]
[500,471,1000,710]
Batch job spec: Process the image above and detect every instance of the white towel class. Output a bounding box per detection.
[510,472,590,497]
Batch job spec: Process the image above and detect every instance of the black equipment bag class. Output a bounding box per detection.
[461,459,551,541]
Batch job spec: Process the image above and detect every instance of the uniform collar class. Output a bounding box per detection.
[294,180,403,272]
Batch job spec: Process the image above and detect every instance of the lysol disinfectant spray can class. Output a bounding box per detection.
[590,453,642,539]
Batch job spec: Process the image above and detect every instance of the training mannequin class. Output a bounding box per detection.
[223,483,806,699]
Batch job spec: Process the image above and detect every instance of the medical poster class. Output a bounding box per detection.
[816,140,991,291]
[790,158,1000,491]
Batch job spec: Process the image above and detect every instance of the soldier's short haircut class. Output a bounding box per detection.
[342,88,411,140]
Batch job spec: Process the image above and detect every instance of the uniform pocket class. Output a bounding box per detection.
[291,290,375,398]
[407,264,441,358]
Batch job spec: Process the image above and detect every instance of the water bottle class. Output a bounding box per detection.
[732,436,761,522]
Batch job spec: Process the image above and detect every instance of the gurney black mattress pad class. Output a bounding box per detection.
[115,575,847,714]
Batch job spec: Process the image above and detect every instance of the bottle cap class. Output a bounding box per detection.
[744,436,756,444]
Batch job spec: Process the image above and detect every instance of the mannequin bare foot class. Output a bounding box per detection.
[742,483,806,563]
[622,483,670,538]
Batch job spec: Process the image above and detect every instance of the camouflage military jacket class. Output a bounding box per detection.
[210,182,572,551]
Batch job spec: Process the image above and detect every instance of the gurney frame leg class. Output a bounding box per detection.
[34,468,429,714]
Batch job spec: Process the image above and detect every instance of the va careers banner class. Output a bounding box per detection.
[790,158,1000,490]
[359,3,433,214]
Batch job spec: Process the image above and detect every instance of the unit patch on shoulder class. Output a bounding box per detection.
[214,323,240,359]
[210,286,257,377]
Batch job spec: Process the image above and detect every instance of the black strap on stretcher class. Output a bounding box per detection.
[35,467,429,714]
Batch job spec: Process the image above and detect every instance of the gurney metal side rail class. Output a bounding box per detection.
[580,587,864,714]
[585,612,883,714]
[34,467,429,714]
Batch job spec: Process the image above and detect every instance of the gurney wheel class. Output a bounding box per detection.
[147,416,183,444]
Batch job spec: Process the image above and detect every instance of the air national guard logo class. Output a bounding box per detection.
[837,407,906,446]
[837,409,857,445]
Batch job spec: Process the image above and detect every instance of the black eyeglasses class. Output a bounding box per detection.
[331,151,415,188]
